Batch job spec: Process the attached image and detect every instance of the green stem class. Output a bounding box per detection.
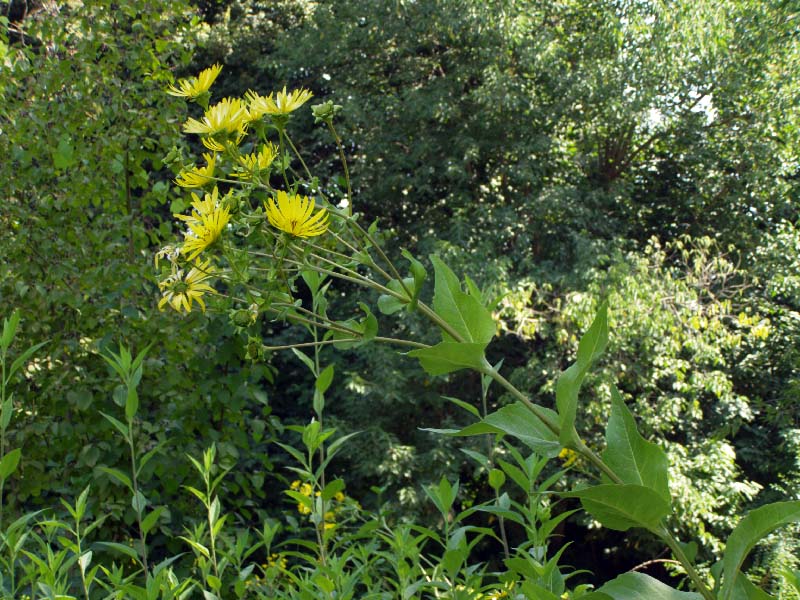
[127,425,149,575]
[660,528,715,600]
[326,120,353,216]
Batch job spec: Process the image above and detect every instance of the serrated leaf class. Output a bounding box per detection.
[602,387,670,503]
[720,501,800,600]
[408,341,487,375]
[556,301,608,446]
[483,402,561,457]
[563,484,670,532]
[596,572,702,599]
[430,256,495,344]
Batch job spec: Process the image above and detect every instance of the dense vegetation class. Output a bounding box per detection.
[0,0,798,598]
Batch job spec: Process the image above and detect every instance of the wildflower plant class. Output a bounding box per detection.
[157,66,800,600]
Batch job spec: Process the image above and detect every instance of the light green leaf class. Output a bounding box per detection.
[556,301,608,446]
[316,364,335,394]
[483,402,561,457]
[377,277,415,315]
[125,386,138,422]
[564,484,670,532]
[430,255,496,344]
[720,500,800,600]
[52,135,77,169]
[408,341,487,375]
[141,506,165,535]
[95,541,140,562]
[602,387,670,503]
[0,310,20,350]
[6,341,48,386]
[596,572,702,599]
[401,249,427,310]
[0,448,21,480]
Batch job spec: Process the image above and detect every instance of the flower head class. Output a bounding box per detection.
[232,143,278,179]
[166,64,223,101]
[558,447,579,468]
[183,97,248,139]
[158,258,215,313]
[175,153,216,188]
[265,191,329,238]
[176,187,232,259]
[246,86,313,118]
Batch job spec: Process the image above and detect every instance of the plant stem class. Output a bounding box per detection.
[127,425,149,575]
[326,120,353,216]
[659,527,715,600]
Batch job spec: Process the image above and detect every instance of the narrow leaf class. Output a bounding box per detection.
[556,301,608,446]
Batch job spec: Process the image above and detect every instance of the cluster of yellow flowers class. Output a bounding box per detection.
[289,480,347,530]
[157,64,331,314]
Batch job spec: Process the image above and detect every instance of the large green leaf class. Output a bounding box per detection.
[602,387,670,503]
[0,448,21,480]
[596,572,702,599]
[482,402,561,457]
[564,484,670,532]
[430,255,495,344]
[731,573,774,600]
[720,500,800,600]
[556,302,608,446]
[408,341,487,375]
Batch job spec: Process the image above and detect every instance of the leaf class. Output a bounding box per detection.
[141,506,165,535]
[0,310,20,350]
[97,466,133,491]
[100,412,129,439]
[401,249,427,310]
[596,572,702,599]
[52,135,77,169]
[483,402,561,457]
[125,386,138,422]
[441,396,481,418]
[6,341,48,386]
[95,541,140,562]
[556,301,608,446]
[291,348,316,373]
[731,573,774,600]
[321,479,345,501]
[430,255,496,344]
[720,500,800,600]
[563,484,670,532]
[316,364,335,394]
[0,448,21,480]
[408,341,487,375]
[602,387,670,503]
[377,277,415,315]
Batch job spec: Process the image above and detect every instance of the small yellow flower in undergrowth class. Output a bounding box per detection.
[558,447,579,468]
[246,86,314,119]
[158,258,215,313]
[176,187,232,260]
[265,190,329,238]
[183,97,248,140]
[166,63,222,100]
[175,153,217,188]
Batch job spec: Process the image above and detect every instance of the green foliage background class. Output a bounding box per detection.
[1,0,799,590]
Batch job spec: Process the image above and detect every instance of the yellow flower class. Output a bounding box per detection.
[175,153,217,188]
[267,553,287,570]
[183,97,248,138]
[334,491,345,503]
[265,191,329,238]
[166,64,223,100]
[233,143,278,178]
[558,447,579,468]
[176,187,232,260]
[246,86,313,118]
[158,259,215,313]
